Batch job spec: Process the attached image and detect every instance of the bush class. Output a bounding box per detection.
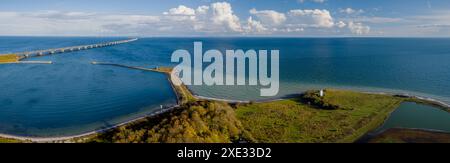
[301,90,340,110]
[88,101,249,143]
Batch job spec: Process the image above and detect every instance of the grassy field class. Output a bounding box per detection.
[235,89,403,143]
[368,128,450,143]
[0,137,22,143]
[0,54,19,63]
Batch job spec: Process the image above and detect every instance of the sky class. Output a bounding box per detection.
[1,0,450,37]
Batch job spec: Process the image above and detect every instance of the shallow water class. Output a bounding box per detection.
[376,102,450,133]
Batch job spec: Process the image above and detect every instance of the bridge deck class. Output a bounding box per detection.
[2,38,138,60]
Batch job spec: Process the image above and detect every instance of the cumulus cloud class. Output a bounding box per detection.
[348,21,370,34]
[288,9,334,28]
[163,5,195,16]
[249,8,286,25]
[244,17,267,33]
[159,2,243,33]
[245,8,335,34]
[210,2,242,32]
[0,1,376,36]
[336,21,346,28]
[196,6,210,15]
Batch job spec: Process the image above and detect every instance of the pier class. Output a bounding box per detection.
[91,62,159,72]
[1,38,138,61]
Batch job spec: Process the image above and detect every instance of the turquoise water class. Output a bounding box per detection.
[1,37,450,137]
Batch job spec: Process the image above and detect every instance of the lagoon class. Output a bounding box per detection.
[376,102,450,133]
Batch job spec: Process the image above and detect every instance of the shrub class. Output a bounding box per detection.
[301,90,340,110]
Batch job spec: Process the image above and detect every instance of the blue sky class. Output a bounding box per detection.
[1,0,450,37]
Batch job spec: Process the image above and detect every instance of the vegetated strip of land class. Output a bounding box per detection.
[368,128,450,143]
[1,64,449,143]
[0,137,22,143]
[235,89,404,143]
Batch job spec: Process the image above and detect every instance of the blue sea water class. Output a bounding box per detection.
[1,37,450,137]
[0,37,178,137]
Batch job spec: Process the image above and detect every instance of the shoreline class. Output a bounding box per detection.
[1,63,449,142]
[190,88,450,109]
[359,91,450,111]
[2,88,448,142]
[357,127,450,143]
[0,104,179,143]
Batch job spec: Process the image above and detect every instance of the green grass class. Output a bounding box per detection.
[0,137,21,143]
[235,89,403,143]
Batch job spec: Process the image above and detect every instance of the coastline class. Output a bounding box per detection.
[0,104,179,143]
[1,63,449,142]
[359,128,450,143]
[2,88,448,142]
[360,91,450,111]
[191,88,450,110]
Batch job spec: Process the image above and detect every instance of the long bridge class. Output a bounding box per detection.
[11,38,138,60]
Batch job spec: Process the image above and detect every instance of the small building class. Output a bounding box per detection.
[319,89,324,97]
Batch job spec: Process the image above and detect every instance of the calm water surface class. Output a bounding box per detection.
[376,102,450,133]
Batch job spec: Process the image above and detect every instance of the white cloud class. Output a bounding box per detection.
[196,5,210,15]
[339,8,364,15]
[288,9,334,28]
[346,16,402,23]
[159,2,243,33]
[244,17,268,33]
[0,2,385,36]
[417,24,450,28]
[336,21,346,28]
[163,5,195,16]
[249,8,286,25]
[0,11,160,36]
[348,21,370,34]
[210,2,242,32]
